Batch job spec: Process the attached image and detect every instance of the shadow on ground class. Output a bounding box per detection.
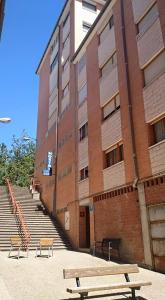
[60,292,148,300]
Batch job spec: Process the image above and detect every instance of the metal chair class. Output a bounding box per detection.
[8,236,22,259]
[35,238,54,258]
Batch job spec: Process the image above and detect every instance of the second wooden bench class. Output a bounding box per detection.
[63,264,152,300]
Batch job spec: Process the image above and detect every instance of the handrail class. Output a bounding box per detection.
[6,178,31,250]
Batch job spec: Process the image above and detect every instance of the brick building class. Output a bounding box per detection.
[35,0,165,273]
[0,0,5,39]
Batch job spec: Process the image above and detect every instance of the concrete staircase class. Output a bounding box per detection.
[0,186,19,251]
[0,186,71,251]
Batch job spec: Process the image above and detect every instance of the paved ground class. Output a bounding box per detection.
[0,250,164,300]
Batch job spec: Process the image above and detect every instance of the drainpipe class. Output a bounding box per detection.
[120,0,153,267]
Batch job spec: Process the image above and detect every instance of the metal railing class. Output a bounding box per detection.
[6,178,31,250]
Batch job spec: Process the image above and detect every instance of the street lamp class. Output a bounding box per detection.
[0,117,11,123]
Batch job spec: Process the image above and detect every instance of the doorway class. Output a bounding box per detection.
[79,206,90,249]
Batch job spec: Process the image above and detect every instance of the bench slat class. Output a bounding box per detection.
[64,264,139,279]
[67,281,152,294]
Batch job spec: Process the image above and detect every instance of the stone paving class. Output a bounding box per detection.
[0,250,164,300]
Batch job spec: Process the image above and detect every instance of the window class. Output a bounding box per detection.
[82,0,96,12]
[51,36,58,53]
[78,54,86,74]
[78,83,87,105]
[50,53,58,73]
[79,122,88,141]
[80,166,89,181]
[63,33,70,48]
[83,22,91,33]
[63,83,69,97]
[103,94,120,120]
[100,16,114,43]
[105,144,124,168]
[100,52,117,78]
[137,3,159,35]
[109,15,114,29]
[63,58,70,72]
[151,118,165,145]
[144,50,165,86]
[63,13,70,27]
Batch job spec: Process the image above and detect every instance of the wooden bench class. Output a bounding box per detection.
[93,238,121,260]
[8,236,22,259]
[35,238,54,258]
[63,264,152,300]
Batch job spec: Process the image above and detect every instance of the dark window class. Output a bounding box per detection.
[109,15,114,29]
[100,52,117,77]
[80,166,89,181]
[153,118,165,144]
[63,13,70,27]
[78,54,86,73]
[105,144,124,168]
[99,15,114,44]
[79,123,88,141]
[119,144,124,161]
[63,33,70,48]
[83,22,91,32]
[82,1,96,12]
[102,94,120,120]
[50,53,58,73]
[51,36,58,53]
[63,58,70,71]
[63,83,69,97]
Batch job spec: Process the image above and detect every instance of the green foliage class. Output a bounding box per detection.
[0,135,36,187]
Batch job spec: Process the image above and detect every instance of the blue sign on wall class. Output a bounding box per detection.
[42,151,53,176]
[47,152,53,170]
[42,169,51,176]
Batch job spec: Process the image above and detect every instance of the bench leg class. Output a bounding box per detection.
[131,288,136,300]
[79,292,88,300]
[8,246,12,258]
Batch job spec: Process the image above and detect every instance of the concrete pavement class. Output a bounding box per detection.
[0,250,164,300]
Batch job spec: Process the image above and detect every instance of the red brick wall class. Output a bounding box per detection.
[94,190,144,263]
[57,200,79,249]
[145,180,165,206]
[56,0,77,211]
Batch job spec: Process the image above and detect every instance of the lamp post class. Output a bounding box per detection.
[0,117,11,123]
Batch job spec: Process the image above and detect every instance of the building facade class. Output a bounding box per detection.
[35,0,165,273]
[0,0,5,39]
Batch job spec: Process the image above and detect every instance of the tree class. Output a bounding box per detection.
[0,143,8,185]
[0,135,36,187]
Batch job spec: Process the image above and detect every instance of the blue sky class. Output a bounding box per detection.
[0,0,65,148]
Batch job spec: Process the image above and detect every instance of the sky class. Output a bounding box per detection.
[0,0,65,148]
